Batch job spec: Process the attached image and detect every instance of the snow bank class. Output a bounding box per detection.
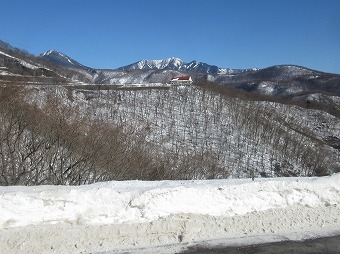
[1,174,340,253]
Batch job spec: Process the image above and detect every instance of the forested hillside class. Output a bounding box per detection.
[1,82,338,185]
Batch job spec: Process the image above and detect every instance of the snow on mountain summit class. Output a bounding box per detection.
[123,57,184,70]
[41,49,56,57]
[40,50,85,68]
[118,57,243,74]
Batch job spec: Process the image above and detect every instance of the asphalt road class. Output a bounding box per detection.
[181,235,340,254]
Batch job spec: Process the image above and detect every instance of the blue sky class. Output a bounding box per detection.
[1,0,339,73]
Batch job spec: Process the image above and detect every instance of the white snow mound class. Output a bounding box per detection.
[0,174,339,253]
[1,174,339,228]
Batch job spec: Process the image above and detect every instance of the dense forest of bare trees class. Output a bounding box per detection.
[0,87,167,185]
[0,82,338,186]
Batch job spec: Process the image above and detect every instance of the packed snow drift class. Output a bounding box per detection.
[1,174,340,253]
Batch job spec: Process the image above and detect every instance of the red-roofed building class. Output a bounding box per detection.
[170,76,193,85]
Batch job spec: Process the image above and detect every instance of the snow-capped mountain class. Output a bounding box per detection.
[120,57,184,70]
[0,45,63,83]
[40,50,86,69]
[119,57,243,75]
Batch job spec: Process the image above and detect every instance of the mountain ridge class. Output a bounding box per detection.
[1,41,339,106]
[117,57,251,75]
[39,50,241,75]
[38,47,340,79]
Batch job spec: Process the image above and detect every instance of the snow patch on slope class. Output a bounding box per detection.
[0,50,40,69]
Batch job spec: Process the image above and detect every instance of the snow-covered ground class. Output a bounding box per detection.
[1,174,339,254]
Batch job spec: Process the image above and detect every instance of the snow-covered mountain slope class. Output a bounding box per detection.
[0,50,40,70]
[118,57,244,75]
[40,50,86,69]
[0,48,64,83]
[120,57,184,70]
[213,65,340,99]
[1,174,339,253]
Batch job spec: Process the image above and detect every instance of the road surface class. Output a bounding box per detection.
[182,235,340,254]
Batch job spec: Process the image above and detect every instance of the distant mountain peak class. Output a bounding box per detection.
[118,57,243,74]
[41,49,58,56]
[40,50,85,68]
[129,57,184,70]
